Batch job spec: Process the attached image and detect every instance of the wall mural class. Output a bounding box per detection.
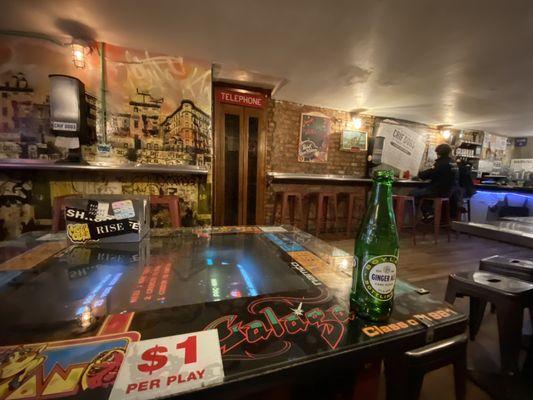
[0,36,212,240]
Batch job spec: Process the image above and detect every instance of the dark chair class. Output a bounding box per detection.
[480,255,533,282]
[385,334,467,400]
[445,271,533,374]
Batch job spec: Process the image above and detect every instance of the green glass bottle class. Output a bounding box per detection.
[350,170,399,321]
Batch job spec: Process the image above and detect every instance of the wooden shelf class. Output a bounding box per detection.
[458,141,483,146]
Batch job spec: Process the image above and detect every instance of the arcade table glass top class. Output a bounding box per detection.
[0,226,466,399]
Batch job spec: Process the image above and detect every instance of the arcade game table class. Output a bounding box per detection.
[0,226,466,399]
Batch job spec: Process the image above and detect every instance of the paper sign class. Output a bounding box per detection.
[96,202,112,221]
[376,122,426,176]
[54,135,80,149]
[112,200,136,219]
[510,158,533,172]
[52,121,78,131]
[109,330,224,400]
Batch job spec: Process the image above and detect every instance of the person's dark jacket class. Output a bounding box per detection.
[457,162,477,198]
[418,157,459,197]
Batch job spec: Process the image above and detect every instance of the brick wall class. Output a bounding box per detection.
[264,100,374,225]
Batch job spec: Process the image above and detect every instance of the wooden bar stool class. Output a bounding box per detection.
[338,192,366,235]
[150,195,182,228]
[417,197,451,244]
[52,194,82,231]
[304,192,338,236]
[393,195,416,245]
[272,191,304,227]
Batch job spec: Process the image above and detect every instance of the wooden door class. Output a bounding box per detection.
[213,95,266,226]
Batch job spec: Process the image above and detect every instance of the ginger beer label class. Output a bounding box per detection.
[362,255,397,301]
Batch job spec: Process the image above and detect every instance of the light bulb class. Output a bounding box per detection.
[442,129,451,139]
[340,259,349,270]
[78,306,93,328]
[71,42,87,69]
[353,117,362,130]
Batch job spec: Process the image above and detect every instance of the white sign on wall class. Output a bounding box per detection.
[478,159,495,173]
[510,158,533,172]
[375,121,427,175]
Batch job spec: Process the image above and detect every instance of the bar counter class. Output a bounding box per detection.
[0,227,466,400]
[267,171,533,193]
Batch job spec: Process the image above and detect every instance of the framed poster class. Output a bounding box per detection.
[340,130,367,151]
[298,113,330,163]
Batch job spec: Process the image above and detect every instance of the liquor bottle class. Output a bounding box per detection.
[350,169,399,321]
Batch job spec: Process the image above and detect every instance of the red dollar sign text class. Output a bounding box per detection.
[137,345,168,375]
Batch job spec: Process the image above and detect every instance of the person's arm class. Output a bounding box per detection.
[418,166,437,180]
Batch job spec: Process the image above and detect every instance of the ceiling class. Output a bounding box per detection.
[2,0,533,136]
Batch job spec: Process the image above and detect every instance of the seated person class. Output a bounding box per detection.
[456,159,477,199]
[411,144,459,220]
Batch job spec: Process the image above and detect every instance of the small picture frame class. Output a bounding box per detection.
[340,130,367,152]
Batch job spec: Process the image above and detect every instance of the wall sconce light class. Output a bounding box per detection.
[71,39,89,69]
[350,109,366,130]
[437,124,453,141]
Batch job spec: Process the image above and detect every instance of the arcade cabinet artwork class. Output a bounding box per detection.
[0,333,137,399]
[49,74,94,164]
[0,345,46,398]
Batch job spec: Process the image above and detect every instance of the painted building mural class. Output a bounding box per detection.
[0,36,212,240]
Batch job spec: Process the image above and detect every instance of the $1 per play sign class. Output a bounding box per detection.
[109,330,224,400]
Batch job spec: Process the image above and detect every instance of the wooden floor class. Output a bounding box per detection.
[328,232,532,283]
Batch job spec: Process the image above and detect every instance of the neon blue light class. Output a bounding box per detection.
[236,263,258,297]
[93,299,104,307]
[77,272,123,315]
[100,286,112,298]
[476,190,533,199]
[109,272,123,286]
[206,258,213,266]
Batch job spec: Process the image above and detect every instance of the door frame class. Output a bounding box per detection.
[213,84,269,226]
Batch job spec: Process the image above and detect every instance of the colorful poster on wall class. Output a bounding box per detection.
[340,130,367,151]
[0,35,213,239]
[103,44,212,168]
[482,132,507,161]
[0,36,101,161]
[0,36,212,168]
[375,121,427,176]
[298,113,330,163]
